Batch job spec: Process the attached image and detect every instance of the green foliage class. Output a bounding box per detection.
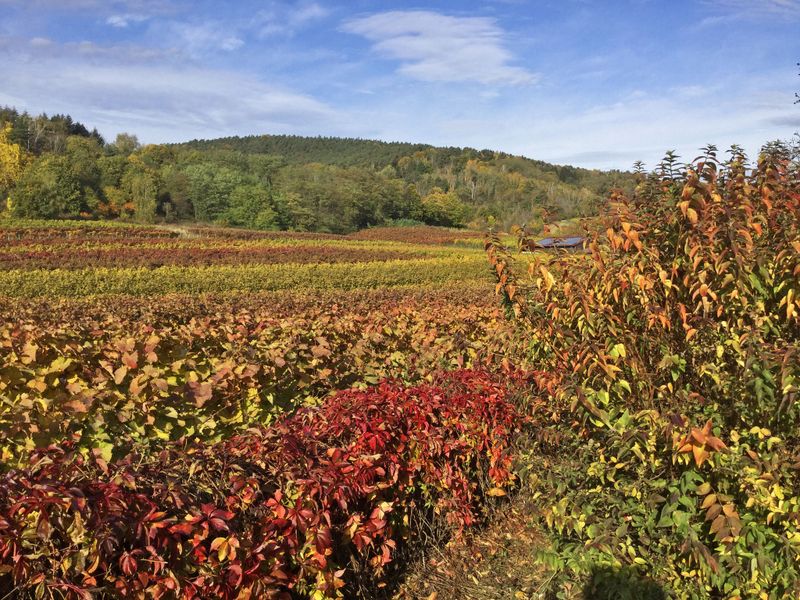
[160,164,193,219]
[488,144,800,598]
[2,106,633,232]
[219,184,269,227]
[97,153,128,188]
[184,163,245,222]
[178,133,431,167]
[11,154,83,218]
[0,105,104,154]
[121,158,160,223]
[109,132,140,156]
[421,187,468,227]
[0,254,490,297]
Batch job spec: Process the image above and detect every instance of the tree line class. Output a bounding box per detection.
[0,106,634,233]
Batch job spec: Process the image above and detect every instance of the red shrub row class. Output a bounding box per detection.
[0,245,426,270]
[0,225,482,249]
[0,283,496,327]
[0,227,340,248]
[187,227,345,241]
[348,226,482,245]
[0,227,177,244]
[0,370,526,599]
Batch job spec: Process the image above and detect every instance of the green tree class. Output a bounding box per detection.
[121,157,159,223]
[184,164,244,221]
[272,190,316,231]
[161,165,193,219]
[97,154,128,188]
[377,180,423,222]
[64,136,103,213]
[421,187,468,227]
[11,155,82,218]
[221,184,275,228]
[64,136,101,185]
[109,133,140,156]
[137,144,176,169]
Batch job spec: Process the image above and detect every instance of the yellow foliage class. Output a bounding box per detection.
[0,123,25,192]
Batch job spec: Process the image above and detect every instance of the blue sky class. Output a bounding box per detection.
[0,0,798,169]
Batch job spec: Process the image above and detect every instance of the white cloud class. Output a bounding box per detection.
[701,0,800,23]
[0,0,176,11]
[106,13,151,28]
[29,36,53,47]
[331,65,799,171]
[292,2,327,24]
[168,22,244,53]
[483,85,797,169]
[254,1,329,37]
[712,0,800,15]
[0,36,336,143]
[342,10,537,86]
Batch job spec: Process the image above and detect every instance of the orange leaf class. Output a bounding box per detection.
[692,444,709,466]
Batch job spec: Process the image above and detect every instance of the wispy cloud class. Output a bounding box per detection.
[710,0,800,16]
[167,22,245,53]
[700,0,800,24]
[767,114,800,127]
[253,1,329,37]
[0,35,336,142]
[0,0,177,11]
[342,11,538,86]
[106,13,151,28]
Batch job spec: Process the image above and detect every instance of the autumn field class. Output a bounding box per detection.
[1,146,800,600]
[0,222,535,599]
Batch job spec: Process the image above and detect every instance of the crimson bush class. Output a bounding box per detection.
[0,370,525,599]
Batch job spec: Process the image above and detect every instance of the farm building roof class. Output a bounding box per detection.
[535,236,586,248]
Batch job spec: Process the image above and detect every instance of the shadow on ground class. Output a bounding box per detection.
[583,565,667,600]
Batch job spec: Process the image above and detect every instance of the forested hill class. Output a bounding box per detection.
[1,106,635,233]
[174,134,635,227]
[177,135,431,168]
[175,134,616,189]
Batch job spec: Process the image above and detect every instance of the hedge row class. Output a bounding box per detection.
[0,288,520,464]
[0,256,488,297]
[0,370,526,599]
[0,245,434,270]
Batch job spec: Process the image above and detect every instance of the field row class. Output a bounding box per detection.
[0,236,456,252]
[0,282,497,324]
[0,255,491,297]
[0,222,484,245]
[0,244,440,270]
[0,287,521,465]
[0,233,475,270]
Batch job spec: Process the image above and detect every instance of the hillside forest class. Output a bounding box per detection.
[0,107,633,233]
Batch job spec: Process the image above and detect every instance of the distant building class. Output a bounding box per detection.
[522,236,587,252]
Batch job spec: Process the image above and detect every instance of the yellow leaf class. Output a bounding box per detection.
[210,536,229,561]
[701,494,717,509]
[113,366,128,385]
[539,265,555,292]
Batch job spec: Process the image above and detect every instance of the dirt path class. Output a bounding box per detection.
[395,495,551,600]
[153,224,198,238]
